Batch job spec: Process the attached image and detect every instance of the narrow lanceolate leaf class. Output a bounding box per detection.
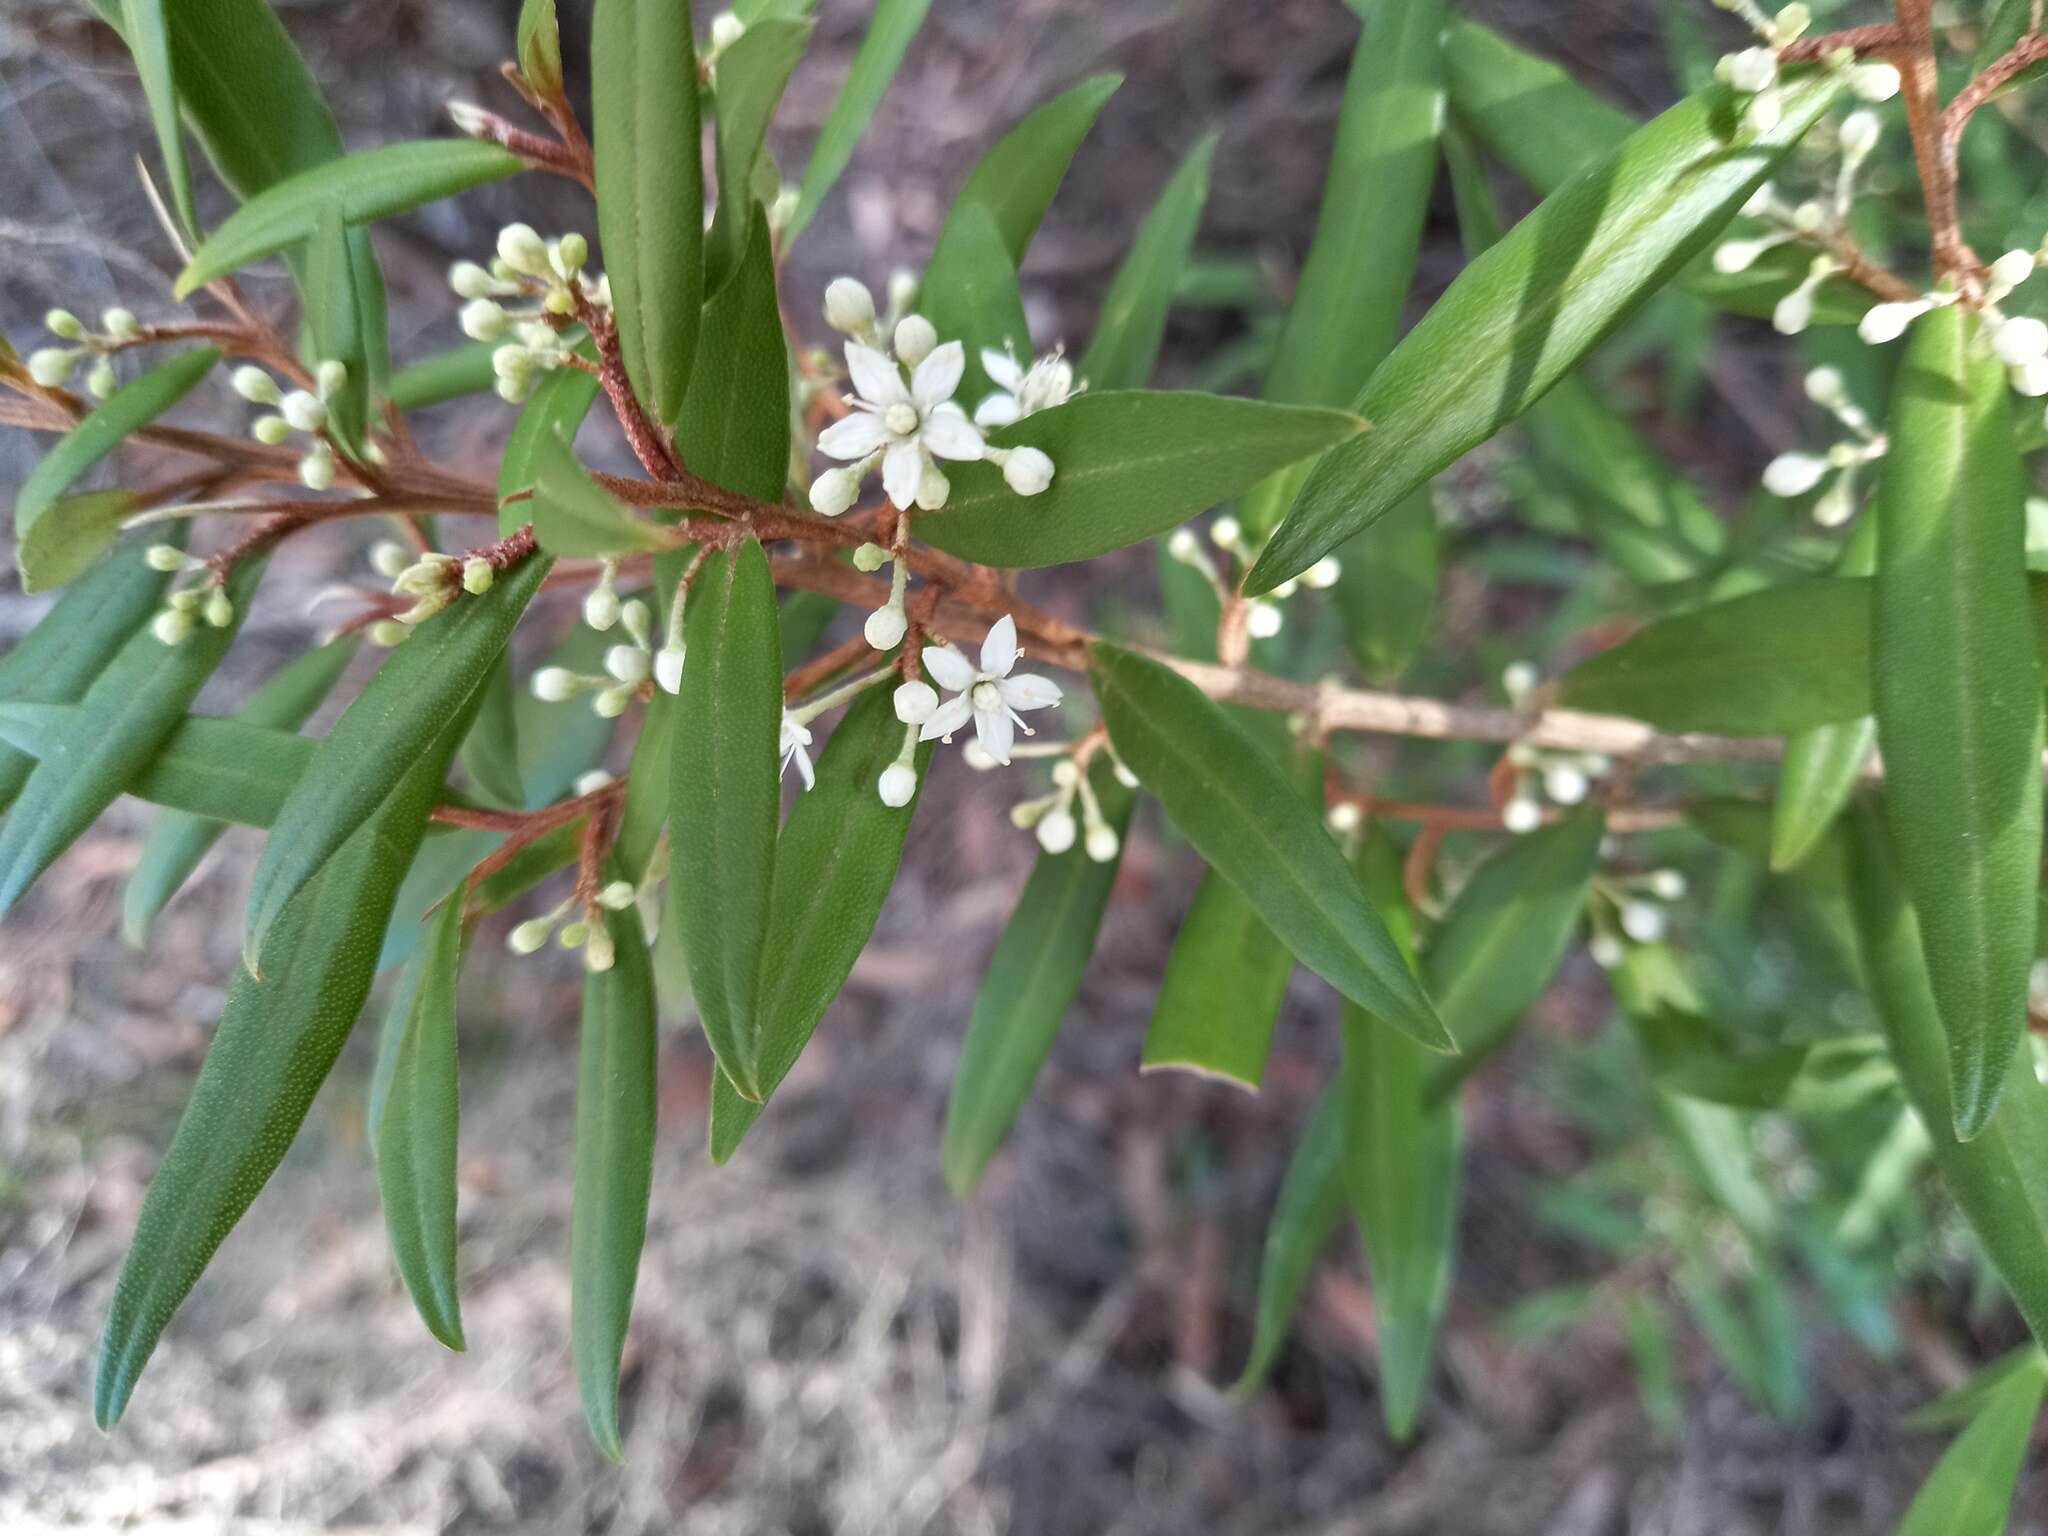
[370,894,466,1351]
[523,424,670,556]
[571,891,658,1461]
[241,548,549,972]
[303,205,377,455]
[458,651,524,808]
[950,74,1120,263]
[1894,1359,2044,1536]
[1422,808,1603,1099]
[1140,868,1294,1088]
[1873,307,2042,1141]
[0,531,177,811]
[119,0,195,238]
[0,710,314,827]
[1771,517,1878,872]
[1247,70,1843,593]
[94,711,459,1428]
[917,393,1363,569]
[942,761,1134,1194]
[593,0,703,426]
[1332,490,1436,685]
[173,141,522,296]
[0,556,259,916]
[1079,134,1214,390]
[498,349,601,536]
[678,205,789,501]
[1092,643,1448,1048]
[16,490,141,596]
[785,0,930,245]
[124,635,359,945]
[670,541,782,1100]
[13,347,219,585]
[708,683,931,1161]
[708,19,811,286]
[1558,579,1874,735]
[1847,806,2048,1347]
[1234,1085,1348,1391]
[917,205,1031,403]
[388,339,500,409]
[1907,1345,2048,1432]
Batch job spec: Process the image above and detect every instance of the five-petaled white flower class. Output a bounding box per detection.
[975,346,1078,427]
[779,713,816,790]
[818,339,984,510]
[920,614,1061,764]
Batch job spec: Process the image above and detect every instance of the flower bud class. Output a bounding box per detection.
[592,685,632,719]
[543,287,575,316]
[368,540,409,579]
[152,607,194,646]
[1771,282,1814,336]
[877,762,918,807]
[1542,762,1588,805]
[497,222,550,276]
[461,299,509,341]
[655,644,686,695]
[101,307,139,340]
[231,366,282,406]
[1803,366,1847,409]
[1858,298,1930,345]
[600,880,637,909]
[1710,238,1776,275]
[145,543,186,572]
[1303,555,1342,589]
[1812,475,1857,527]
[1502,660,1539,700]
[1210,515,1242,549]
[315,359,349,399]
[298,448,336,491]
[999,445,1055,496]
[1992,249,2037,294]
[1502,795,1541,834]
[893,314,938,368]
[583,925,616,973]
[369,620,409,647]
[1590,932,1625,969]
[462,557,495,595]
[1743,89,1783,136]
[247,414,289,446]
[85,361,116,399]
[584,583,621,631]
[450,260,497,299]
[508,918,552,954]
[963,739,999,771]
[1839,110,1880,160]
[1621,899,1667,943]
[1166,528,1201,564]
[604,643,650,686]
[915,459,951,511]
[557,921,590,949]
[710,10,745,51]
[203,588,235,629]
[1036,809,1077,854]
[2011,357,2048,398]
[619,598,651,647]
[1245,601,1283,639]
[809,466,862,517]
[894,680,938,724]
[852,541,888,572]
[532,666,577,702]
[27,348,76,387]
[1994,316,2048,367]
[864,603,908,651]
[1762,451,1827,498]
[44,308,83,339]
[1850,62,1900,102]
[281,390,327,433]
[1726,47,1777,95]
[554,231,589,275]
[887,268,919,317]
[1327,802,1362,834]
[575,770,615,796]
[824,277,877,336]
[1084,824,1120,863]
[1648,869,1688,901]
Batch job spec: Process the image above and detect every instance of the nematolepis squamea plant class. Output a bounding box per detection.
[9,0,2048,1502]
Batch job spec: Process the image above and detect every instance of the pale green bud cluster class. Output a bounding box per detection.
[1008,753,1120,861]
[232,360,350,487]
[147,564,236,648]
[1760,364,1887,526]
[453,224,607,402]
[26,305,165,397]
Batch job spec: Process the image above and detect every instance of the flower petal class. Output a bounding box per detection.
[973,703,1015,765]
[922,643,977,692]
[920,409,985,461]
[997,672,1061,711]
[817,410,891,460]
[794,743,815,790]
[881,439,923,509]
[920,692,973,741]
[974,392,1022,428]
[845,341,909,408]
[981,347,1024,391]
[910,339,966,413]
[979,613,1018,676]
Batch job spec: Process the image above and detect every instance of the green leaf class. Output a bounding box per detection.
[0,555,259,916]
[94,705,459,1428]
[951,74,1120,264]
[1771,516,1878,872]
[1331,490,1436,685]
[1895,1356,2044,1536]
[1905,1343,2048,1432]
[0,531,178,812]
[119,0,196,238]
[1091,643,1448,1048]
[1140,869,1294,1089]
[523,425,671,557]
[1625,1294,1685,1445]
[785,0,930,245]
[1635,1011,1809,1110]
[516,0,564,99]
[708,682,931,1160]
[941,760,1134,1194]
[370,893,466,1350]
[241,548,549,971]
[917,392,1364,569]
[13,347,219,584]
[303,205,377,455]
[1872,306,2042,1140]
[512,613,617,805]
[708,19,811,286]
[388,340,500,410]
[670,540,783,1099]
[16,490,142,597]
[1234,1084,1348,1391]
[1247,70,1843,593]
[174,141,522,297]
[1974,0,2048,101]
[499,347,602,536]
[593,0,703,426]
[1847,805,2048,1347]
[0,709,310,826]
[917,205,1032,403]
[679,205,790,501]
[616,688,677,883]
[570,884,658,1460]
[1079,134,1215,390]
[1423,809,1603,1100]
[123,635,359,946]
[458,651,524,809]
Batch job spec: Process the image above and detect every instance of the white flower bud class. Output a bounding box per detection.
[894,680,938,724]
[249,414,290,445]
[44,308,83,339]
[1772,4,1810,42]
[1049,759,1079,788]
[461,299,509,341]
[554,232,589,275]
[1711,238,1776,275]
[1303,555,1342,589]
[1812,475,1857,527]
[1851,62,1901,102]
[824,277,877,336]
[462,557,495,595]
[654,644,685,694]
[532,666,577,702]
[1803,366,1847,409]
[915,459,951,511]
[369,620,409,647]
[27,348,76,387]
[887,269,920,317]
[492,343,532,380]
[1270,578,1300,600]
[1502,796,1542,834]
[497,222,550,276]
[584,584,620,631]
[508,918,552,955]
[1209,515,1242,549]
[1648,869,1688,901]
[101,307,138,340]
[1772,283,1814,336]
[229,366,280,406]
[852,541,888,572]
[1327,802,1363,834]
[448,100,492,137]
[1112,759,1138,789]
[877,762,918,807]
[1589,932,1625,969]
[1036,809,1077,854]
[963,738,999,771]
[542,287,575,316]
[1543,763,1589,805]
[315,359,348,399]
[1790,204,1828,238]
[1743,89,1783,136]
[1621,899,1667,943]
[1502,660,1540,700]
[1839,110,1880,160]
[370,540,411,579]
[617,599,650,649]
[1858,298,1930,344]
[1995,316,2048,367]
[152,607,194,646]
[298,448,336,491]
[280,390,327,433]
[145,543,186,572]
[1245,601,1283,639]
[170,589,201,615]
[203,588,235,629]
[999,445,1055,496]
[1762,451,1827,497]
[495,374,534,404]
[810,466,862,517]
[864,603,908,651]
[583,925,616,973]
[893,313,938,368]
[450,260,497,299]
[85,361,116,399]
[604,643,650,686]
[1993,250,2037,294]
[592,685,632,719]
[599,880,637,910]
[710,10,745,51]
[557,920,590,949]
[575,770,615,795]
[1084,824,1121,863]
[1166,528,1202,564]
[1727,47,1777,94]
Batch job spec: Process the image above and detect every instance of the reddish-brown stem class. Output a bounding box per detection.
[1895,0,1973,280]
[782,630,875,702]
[1943,33,2048,144]
[454,108,595,190]
[573,298,683,480]
[1778,23,1906,62]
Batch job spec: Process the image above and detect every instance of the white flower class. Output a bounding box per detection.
[1502,796,1542,834]
[818,340,985,510]
[918,614,1061,764]
[974,346,1078,427]
[1036,809,1077,854]
[779,713,815,790]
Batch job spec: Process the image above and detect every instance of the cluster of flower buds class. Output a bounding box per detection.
[809,276,1057,517]
[27,307,142,399]
[142,543,234,646]
[1587,867,1688,968]
[503,775,660,972]
[1007,754,1129,861]
[1855,245,2048,404]
[374,545,497,640]
[1711,2,1897,138]
[534,586,657,718]
[1166,516,1341,642]
[452,224,607,402]
[1759,366,1885,526]
[231,362,354,489]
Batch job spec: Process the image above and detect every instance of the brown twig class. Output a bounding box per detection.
[1942,33,2048,145]
[1778,24,1906,62]
[1895,0,1974,280]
